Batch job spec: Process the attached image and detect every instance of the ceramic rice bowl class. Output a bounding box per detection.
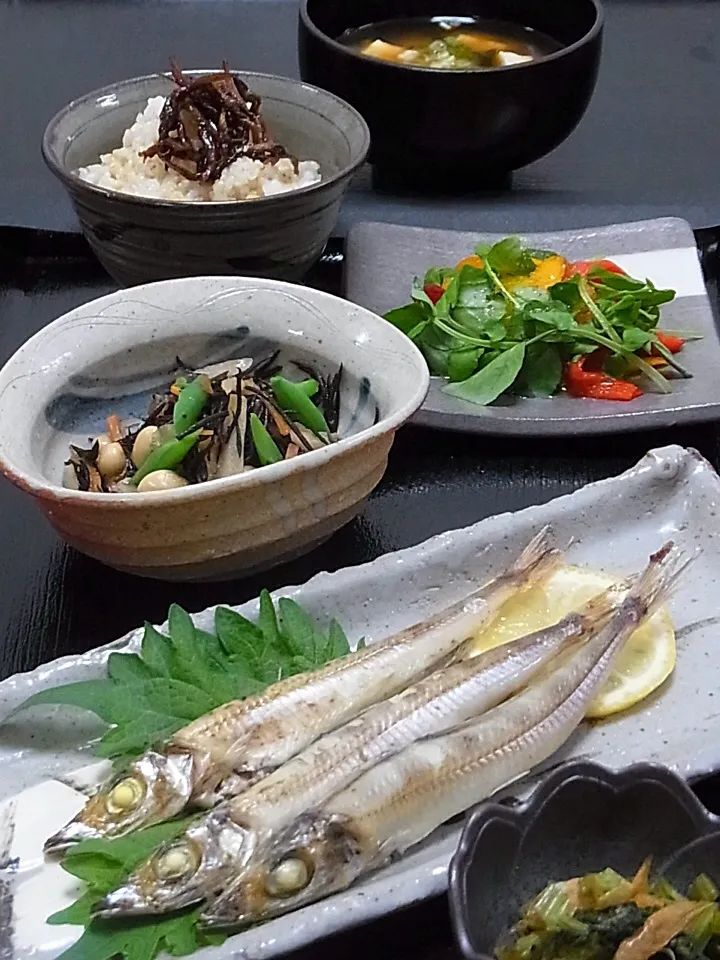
[42,71,370,285]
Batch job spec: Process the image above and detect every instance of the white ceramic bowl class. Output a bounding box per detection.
[0,277,428,581]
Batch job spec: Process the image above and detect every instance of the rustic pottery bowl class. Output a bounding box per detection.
[298,0,603,181]
[42,71,370,285]
[0,277,428,581]
[449,760,720,960]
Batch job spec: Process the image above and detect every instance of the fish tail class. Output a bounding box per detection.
[577,575,635,626]
[626,541,692,619]
[507,526,560,583]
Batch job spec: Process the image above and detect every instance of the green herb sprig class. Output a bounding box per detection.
[48,819,226,960]
[385,237,687,406]
[16,593,354,762]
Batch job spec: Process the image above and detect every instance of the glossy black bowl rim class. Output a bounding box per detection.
[448,760,720,960]
[299,0,604,75]
[41,69,371,212]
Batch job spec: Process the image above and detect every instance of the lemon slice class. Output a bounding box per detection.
[468,565,675,719]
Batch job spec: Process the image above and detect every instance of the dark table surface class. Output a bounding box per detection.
[3,0,720,235]
[3,0,720,957]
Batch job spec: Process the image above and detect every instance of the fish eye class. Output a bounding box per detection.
[105,776,146,815]
[265,854,313,897]
[153,842,200,882]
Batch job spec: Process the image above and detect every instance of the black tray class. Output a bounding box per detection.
[1,221,719,668]
[2,231,720,960]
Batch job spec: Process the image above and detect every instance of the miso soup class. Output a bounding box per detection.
[339,16,562,70]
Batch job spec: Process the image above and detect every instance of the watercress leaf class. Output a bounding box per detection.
[485,237,535,276]
[453,301,506,329]
[384,302,428,338]
[456,284,492,309]
[485,320,509,343]
[515,342,563,397]
[513,286,551,305]
[456,276,505,311]
[643,289,676,307]
[424,266,455,287]
[448,348,482,382]
[407,319,431,341]
[434,274,460,316]
[443,342,526,405]
[622,327,653,352]
[524,301,576,332]
[589,271,645,290]
[455,264,489,295]
[525,247,556,261]
[421,343,450,377]
[419,323,454,349]
[605,354,632,378]
[549,280,583,309]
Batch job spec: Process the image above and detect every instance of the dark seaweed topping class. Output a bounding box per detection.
[64,352,345,493]
[142,61,298,183]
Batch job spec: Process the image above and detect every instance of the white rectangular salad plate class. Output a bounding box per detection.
[2,444,720,959]
[345,217,720,435]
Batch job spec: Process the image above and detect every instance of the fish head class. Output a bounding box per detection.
[200,813,365,928]
[44,750,196,853]
[94,808,252,917]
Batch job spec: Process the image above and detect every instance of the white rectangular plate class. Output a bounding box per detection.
[345,217,720,435]
[1,444,720,959]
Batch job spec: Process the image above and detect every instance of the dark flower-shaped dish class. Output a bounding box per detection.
[449,761,720,960]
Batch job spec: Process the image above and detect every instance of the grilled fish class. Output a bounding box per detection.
[200,543,686,929]
[95,576,629,917]
[47,528,559,852]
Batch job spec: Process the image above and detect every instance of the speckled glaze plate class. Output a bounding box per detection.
[1,444,720,958]
[345,217,719,435]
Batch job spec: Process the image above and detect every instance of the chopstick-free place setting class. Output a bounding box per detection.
[4,3,720,960]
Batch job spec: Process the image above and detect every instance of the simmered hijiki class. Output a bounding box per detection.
[498,861,720,960]
[78,61,322,202]
[385,237,696,406]
[62,354,343,494]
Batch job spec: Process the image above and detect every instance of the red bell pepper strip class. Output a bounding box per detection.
[563,259,626,280]
[564,357,643,401]
[423,283,445,305]
[654,331,685,354]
